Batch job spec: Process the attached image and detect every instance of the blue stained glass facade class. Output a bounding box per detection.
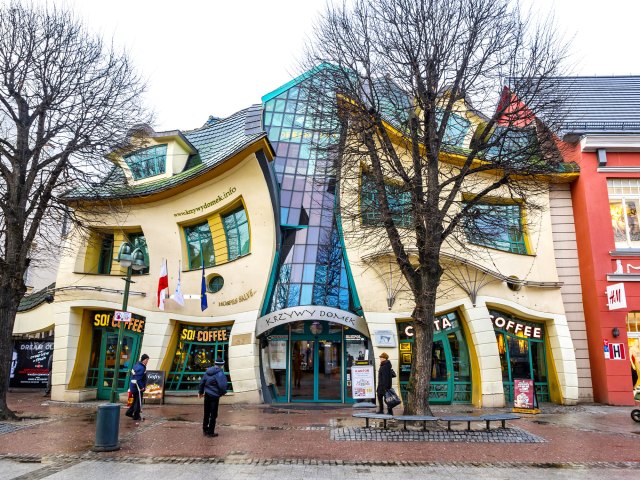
[263,82,356,313]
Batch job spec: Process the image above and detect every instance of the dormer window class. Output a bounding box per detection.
[124,144,168,180]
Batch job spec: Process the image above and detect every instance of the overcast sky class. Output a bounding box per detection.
[23,0,640,130]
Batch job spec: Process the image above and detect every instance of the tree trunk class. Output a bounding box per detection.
[0,270,26,420]
[405,267,441,416]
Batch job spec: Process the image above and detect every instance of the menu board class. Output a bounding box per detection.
[144,370,165,404]
[513,378,536,410]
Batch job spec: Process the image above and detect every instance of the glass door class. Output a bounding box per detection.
[317,339,342,401]
[97,332,139,400]
[290,340,315,401]
[429,339,454,403]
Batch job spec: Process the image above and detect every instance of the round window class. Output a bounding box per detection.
[207,275,224,293]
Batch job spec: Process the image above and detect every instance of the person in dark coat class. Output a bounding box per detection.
[125,353,149,421]
[198,357,228,437]
[376,352,394,414]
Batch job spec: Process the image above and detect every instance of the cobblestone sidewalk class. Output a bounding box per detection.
[331,426,546,442]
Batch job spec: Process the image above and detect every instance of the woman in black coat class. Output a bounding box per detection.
[376,352,394,414]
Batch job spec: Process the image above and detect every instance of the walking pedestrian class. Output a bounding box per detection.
[198,357,228,437]
[44,351,53,396]
[125,353,149,421]
[376,352,394,414]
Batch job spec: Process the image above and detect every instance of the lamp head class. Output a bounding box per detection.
[131,248,147,271]
[117,242,133,268]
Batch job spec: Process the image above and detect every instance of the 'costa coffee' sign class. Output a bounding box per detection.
[490,313,543,339]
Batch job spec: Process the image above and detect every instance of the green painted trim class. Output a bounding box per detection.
[334,186,363,316]
[261,63,336,104]
[260,248,281,317]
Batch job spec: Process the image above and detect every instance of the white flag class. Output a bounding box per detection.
[174,261,185,306]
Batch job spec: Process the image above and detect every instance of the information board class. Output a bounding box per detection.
[351,365,375,400]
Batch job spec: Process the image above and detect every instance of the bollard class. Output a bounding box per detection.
[93,403,121,452]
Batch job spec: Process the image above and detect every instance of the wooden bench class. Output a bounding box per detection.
[392,415,439,431]
[352,412,393,429]
[479,413,521,429]
[438,415,481,431]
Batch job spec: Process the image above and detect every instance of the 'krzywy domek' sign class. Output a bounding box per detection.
[256,306,369,336]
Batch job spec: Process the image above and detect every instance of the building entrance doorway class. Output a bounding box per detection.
[290,339,342,401]
[264,321,371,403]
[85,311,145,400]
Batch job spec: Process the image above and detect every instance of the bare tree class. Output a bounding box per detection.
[302,0,571,414]
[0,2,149,419]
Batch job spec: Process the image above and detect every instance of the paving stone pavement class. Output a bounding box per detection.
[1,457,640,480]
[331,426,546,442]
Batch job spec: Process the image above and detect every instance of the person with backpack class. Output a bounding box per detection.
[198,357,228,437]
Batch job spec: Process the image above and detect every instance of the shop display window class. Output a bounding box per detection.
[608,179,640,249]
[626,312,640,399]
[167,324,232,392]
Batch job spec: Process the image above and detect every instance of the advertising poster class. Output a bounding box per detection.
[351,365,375,399]
[513,378,536,410]
[144,370,165,404]
[10,340,53,388]
[268,337,287,370]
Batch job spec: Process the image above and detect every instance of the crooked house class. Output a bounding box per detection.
[14,70,582,407]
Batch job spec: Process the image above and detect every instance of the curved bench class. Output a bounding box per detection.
[393,415,439,431]
[438,415,480,431]
[479,413,521,429]
[352,412,393,429]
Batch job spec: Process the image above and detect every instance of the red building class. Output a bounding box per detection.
[560,76,640,405]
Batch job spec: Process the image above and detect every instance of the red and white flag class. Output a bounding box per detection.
[157,258,169,310]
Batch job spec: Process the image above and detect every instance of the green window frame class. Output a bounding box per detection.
[464,202,527,254]
[124,144,167,180]
[360,172,412,228]
[222,207,250,260]
[97,234,114,274]
[184,221,215,270]
[166,324,233,392]
[127,232,150,275]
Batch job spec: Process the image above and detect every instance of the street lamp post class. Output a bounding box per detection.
[109,242,147,403]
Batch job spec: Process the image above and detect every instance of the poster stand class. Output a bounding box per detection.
[512,378,540,414]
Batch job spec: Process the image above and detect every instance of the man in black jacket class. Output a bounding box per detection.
[198,357,228,437]
[376,352,394,414]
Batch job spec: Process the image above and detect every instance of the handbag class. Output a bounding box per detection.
[391,368,397,378]
[126,390,134,407]
[383,387,401,409]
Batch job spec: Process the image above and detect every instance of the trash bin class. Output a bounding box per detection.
[93,403,121,452]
